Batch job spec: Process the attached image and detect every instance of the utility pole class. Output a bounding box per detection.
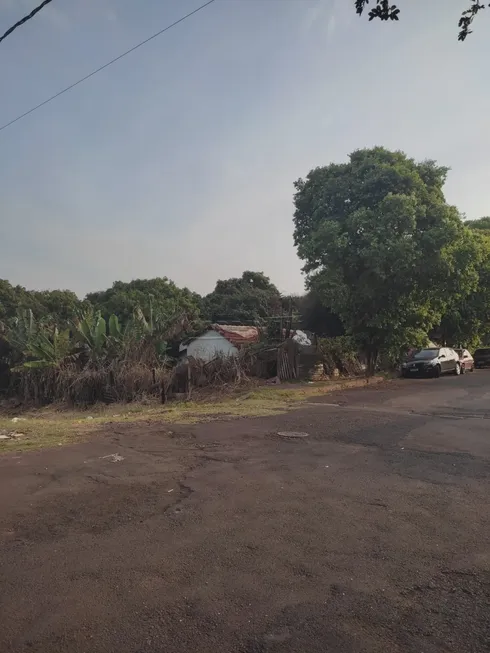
[285,296,293,340]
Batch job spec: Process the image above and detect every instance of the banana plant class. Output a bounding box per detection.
[72,310,107,359]
[8,308,37,354]
[108,313,122,340]
[21,327,72,369]
[124,306,151,341]
[106,313,130,356]
[7,310,74,370]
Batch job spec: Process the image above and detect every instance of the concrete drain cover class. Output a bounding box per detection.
[277,431,309,439]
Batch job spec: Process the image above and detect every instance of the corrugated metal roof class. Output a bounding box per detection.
[211,324,260,346]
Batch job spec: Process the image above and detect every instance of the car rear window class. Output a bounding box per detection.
[475,349,490,355]
[412,349,439,359]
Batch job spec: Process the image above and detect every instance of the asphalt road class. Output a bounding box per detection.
[1,372,490,652]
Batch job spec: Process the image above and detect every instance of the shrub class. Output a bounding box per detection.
[318,336,363,376]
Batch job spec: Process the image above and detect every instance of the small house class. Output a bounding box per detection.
[179,324,260,362]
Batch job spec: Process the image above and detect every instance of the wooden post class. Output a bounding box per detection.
[186,361,192,400]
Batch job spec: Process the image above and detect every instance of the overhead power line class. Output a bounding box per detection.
[0,0,216,134]
[0,0,54,45]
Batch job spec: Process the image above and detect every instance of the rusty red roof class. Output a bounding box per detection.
[211,324,260,346]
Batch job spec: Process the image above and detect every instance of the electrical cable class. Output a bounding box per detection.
[0,0,216,133]
[0,0,54,46]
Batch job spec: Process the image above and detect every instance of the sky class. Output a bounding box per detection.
[0,0,489,299]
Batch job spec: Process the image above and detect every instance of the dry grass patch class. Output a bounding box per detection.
[0,377,383,453]
[0,415,95,453]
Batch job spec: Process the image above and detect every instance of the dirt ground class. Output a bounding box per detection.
[1,373,490,652]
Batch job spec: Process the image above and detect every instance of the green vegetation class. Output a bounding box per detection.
[203,271,282,325]
[0,281,85,326]
[1,303,189,405]
[465,217,490,237]
[86,278,201,326]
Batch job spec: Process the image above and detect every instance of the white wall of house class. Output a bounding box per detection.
[185,330,238,362]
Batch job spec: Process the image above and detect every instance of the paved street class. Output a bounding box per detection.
[1,373,490,652]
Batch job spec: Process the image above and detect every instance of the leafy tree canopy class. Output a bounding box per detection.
[204,271,282,325]
[0,279,84,326]
[354,1,488,40]
[465,216,490,236]
[86,278,202,326]
[437,230,490,348]
[293,147,480,371]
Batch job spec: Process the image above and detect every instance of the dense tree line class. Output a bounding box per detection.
[465,216,490,236]
[0,272,284,335]
[0,281,86,327]
[0,271,287,399]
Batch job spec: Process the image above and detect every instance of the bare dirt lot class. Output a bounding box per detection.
[1,373,490,652]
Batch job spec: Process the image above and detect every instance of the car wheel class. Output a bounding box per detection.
[453,362,461,376]
[470,364,475,372]
[433,365,441,378]
[461,363,466,374]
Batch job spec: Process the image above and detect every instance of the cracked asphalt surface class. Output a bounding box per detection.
[1,373,490,652]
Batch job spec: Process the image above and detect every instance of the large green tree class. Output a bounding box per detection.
[86,278,202,327]
[354,1,487,40]
[30,289,86,325]
[204,271,282,325]
[0,280,21,322]
[293,147,480,373]
[0,280,84,326]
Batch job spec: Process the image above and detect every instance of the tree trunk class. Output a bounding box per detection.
[366,346,378,378]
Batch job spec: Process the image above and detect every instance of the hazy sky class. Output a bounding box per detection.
[1,0,489,298]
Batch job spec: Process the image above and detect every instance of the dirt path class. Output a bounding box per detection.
[1,374,490,652]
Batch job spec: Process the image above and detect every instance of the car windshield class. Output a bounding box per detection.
[475,349,490,356]
[455,349,463,356]
[412,349,439,360]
